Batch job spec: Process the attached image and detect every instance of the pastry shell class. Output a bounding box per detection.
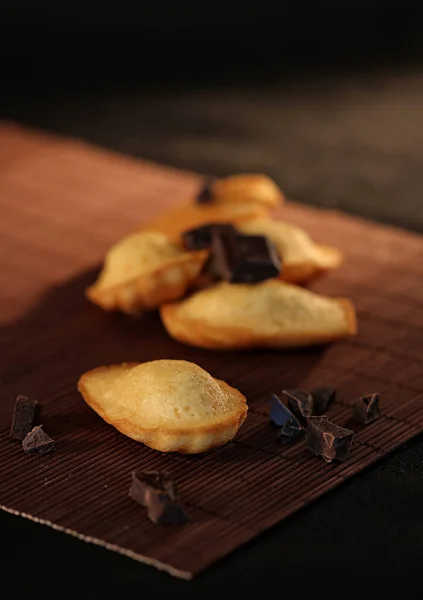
[78,359,248,454]
[144,200,268,244]
[86,230,206,314]
[237,218,342,284]
[160,280,357,350]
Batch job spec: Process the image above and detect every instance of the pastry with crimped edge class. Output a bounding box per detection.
[78,359,248,454]
[86,230,207,314]
[208,174,284,209]
[144,198,268,243]
[237,218,342,284]
[160,280,357,350]
[143,173,283,242]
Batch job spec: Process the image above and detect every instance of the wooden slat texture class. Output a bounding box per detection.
[1,121,423,578]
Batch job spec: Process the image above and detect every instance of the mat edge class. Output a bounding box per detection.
[0,504,193,581]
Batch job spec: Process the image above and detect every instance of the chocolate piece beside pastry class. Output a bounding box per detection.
[22,426,55,455]
[195,177,217,204]
[211,231,282,284]
[182,222,236,251]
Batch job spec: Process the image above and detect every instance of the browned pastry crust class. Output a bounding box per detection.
[78,360,248,454]
[160,280,357,350]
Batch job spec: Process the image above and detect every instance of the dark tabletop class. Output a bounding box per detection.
[2,8,423,597]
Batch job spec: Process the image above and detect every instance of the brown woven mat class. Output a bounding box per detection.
[1,122,422,579]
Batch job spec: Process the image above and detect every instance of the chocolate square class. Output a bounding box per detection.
[307,417,354,463]
[211,232,281,284]
[283,389,314,421]
[311,387,336,414]
[22,426,55,454]
[182,223,236,251]
[353,393,380,425]
[129,470,188,525]
[196,177,216,204]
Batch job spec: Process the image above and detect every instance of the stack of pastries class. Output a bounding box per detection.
[79,174,356,454]
[86,173,356,349]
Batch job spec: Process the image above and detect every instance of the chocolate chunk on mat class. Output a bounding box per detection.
[311,386,336,414]
[307,417,354,463]
[22,426,55,454]
[211,231,281,284]
[10,395,38,441]
[129,470,188,525]
[269,393,305,443]
[353,393,380,425]
[283,389,314,421]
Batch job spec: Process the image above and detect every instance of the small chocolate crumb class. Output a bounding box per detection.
[196,176,216,204]
[270,394,305,443]
[129,470,188,525]
[211,231,281,284]
[353,393,380,425]
[22,426,55,454]
[311,387,336,414]
[182,222,236,251]
[283,389,314,421]
[10,395,38,441]
[307,417,354,463]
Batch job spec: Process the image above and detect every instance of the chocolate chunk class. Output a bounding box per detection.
[283,389,314,421]
[196,176,216,204]
[211,231,281,284]
[22,426,55,454]
[182,222,236,251]
[10,395,38,441]
[311,387,336,414]
[307,417,354,463]
[270,394,305,443]
[353,393,380,425]
[129,470,188,525]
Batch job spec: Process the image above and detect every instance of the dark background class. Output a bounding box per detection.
[2,3,423,598]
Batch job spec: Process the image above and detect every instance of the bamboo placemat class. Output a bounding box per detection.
[1,122,422,579]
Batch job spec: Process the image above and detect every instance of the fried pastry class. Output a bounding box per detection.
[237,218,342,284]
[160,280,357,350]
[143,200,267,243]
[86,231,206,314]
[78,359,248,454]
[208,174,284,209]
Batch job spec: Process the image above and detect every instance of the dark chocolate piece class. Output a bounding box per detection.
[10,395,38,441]
[311,386,336,414]
[196,176,216,204]
[211,231,281,284]
[182,222,236,251]
[307,416,354,463]
[129,470,188,525]
[353,393,380,425]
[270,394,305,443]
[283,389,314,421]
[22,426,55,454]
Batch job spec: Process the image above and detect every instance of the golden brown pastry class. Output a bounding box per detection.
[143,200,268,243]
[86,231,206,314]
[211,174,284,209]
[160,280,356,350]
[237,218,342,284]
[142,174,283,242]
[78,359,248,454]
